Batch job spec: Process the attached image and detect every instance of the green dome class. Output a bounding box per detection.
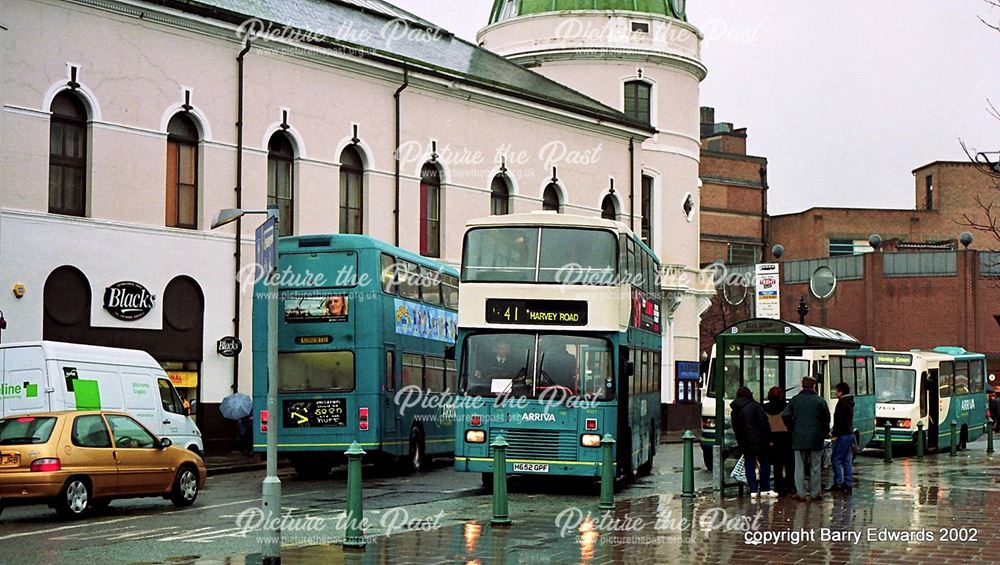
[489,0,687,24]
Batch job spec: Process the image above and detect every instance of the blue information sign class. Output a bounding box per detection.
[255,217,277,275]
[676,361,701,381]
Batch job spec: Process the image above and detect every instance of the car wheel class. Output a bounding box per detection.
[170,466,199,507]
[55,477,91,519]
[408,428,425,473]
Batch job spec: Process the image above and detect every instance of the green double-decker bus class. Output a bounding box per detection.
[453,213,662,484]
[873,347,987,452]
[252,234,459,477]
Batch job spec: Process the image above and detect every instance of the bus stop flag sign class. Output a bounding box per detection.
[754,263,781,319]
[256,217,277,275]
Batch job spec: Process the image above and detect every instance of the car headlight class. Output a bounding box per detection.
[465,430,486,443]
[581,433,601,447]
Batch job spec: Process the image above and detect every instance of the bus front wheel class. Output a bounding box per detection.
[408,428,426,473]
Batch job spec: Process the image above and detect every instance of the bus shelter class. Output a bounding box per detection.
[712,318,861,495]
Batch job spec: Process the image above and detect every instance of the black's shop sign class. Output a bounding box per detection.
[103,281,156,321]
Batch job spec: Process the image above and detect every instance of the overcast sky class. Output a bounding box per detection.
[391,0,1000,215]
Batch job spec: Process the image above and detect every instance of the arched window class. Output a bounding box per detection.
[267,133,295,237]
[601,194,618,220]
[339,146,364,234]
[491,174,511,216]
[624,80,652,125]
[420,163,441,257]
[49,92,88,216]
[542,183,561,212]
[166,114,199,229]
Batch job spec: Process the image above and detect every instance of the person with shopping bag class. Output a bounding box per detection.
[731,386,776,499]
[782,376,831,502]
[764,386,794,496]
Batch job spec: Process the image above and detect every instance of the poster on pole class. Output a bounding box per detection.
[754,263,781,320]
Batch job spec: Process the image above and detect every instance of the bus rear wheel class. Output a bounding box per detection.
[292,458,332,479]
[407,428,426,473]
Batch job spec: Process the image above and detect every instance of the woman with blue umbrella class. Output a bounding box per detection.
[220,393,253,453]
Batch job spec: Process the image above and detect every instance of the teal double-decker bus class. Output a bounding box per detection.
[873,347,987,452]
[453,213,662,484]
[252,234,459,477]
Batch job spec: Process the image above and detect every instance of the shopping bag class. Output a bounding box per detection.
[822,440,833,469]
[730,455,748,484]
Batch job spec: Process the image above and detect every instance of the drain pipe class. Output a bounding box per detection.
[628,138,636,231]
[232,38,251,394]
[393,64,409,246]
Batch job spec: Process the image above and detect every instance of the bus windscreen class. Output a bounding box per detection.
[463,227,616,284]
[875,368,916,404]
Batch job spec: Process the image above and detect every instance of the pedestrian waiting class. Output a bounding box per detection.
[731,386,777,499]
[782,376,830,502]
[764,386,794,496]
[828,382,855,494]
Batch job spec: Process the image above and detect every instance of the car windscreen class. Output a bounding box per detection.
[0,416,57,445]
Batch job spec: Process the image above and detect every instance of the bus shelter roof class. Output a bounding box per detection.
[714,318,861,350]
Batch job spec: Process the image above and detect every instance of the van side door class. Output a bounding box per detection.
[4,346,49,415]
[120,372,161,436]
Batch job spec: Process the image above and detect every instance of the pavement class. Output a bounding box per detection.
[235,439,1000,564]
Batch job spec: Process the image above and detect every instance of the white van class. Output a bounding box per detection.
[0,341,203,454]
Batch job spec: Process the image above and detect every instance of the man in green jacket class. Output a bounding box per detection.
[782,376,831,501]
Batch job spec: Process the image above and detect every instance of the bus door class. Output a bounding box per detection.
[926,369,939,447]
[617,346,633,477]
[383,346,399,438]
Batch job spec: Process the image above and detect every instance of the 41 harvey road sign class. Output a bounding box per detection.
[755,263,781,320]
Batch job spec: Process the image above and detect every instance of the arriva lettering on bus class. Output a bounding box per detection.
[521,413,556,423]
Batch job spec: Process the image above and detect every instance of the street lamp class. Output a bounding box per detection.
[211,205,281,565]
[797,295,810,325]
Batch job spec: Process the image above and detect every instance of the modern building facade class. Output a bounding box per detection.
[0,0,713,448]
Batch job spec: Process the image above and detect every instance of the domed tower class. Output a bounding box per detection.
[479,1,709,413]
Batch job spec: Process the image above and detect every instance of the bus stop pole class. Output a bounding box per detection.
[715,338,727,494]
[262,205,282,565]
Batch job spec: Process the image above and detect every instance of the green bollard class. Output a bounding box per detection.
[883,421,893,463]
[916,421,924,458]
[681,430,695,498]
[599,434,616,510]
[491,435,511,526]
[988,418,994,455]
[343,441,366,549]
[950,420,958,456]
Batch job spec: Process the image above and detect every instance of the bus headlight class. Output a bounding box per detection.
[581,434,602,447]
[702,417,715,429]
[900,419,912,429]
[465,430,486,443]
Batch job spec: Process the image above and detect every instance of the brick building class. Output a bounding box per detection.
[699,107,769,267]
[769,161,996,261]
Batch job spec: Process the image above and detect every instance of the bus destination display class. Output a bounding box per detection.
[283,398,346,427]
[485,299,587,326]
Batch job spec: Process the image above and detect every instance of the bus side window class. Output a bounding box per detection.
[441,274,459,310]
[920,372,928,418]
[954,361,970,396]
[402,354,423,389]
[627,239,637,286]
[445,359,456,392]
[855,359,868,396]
[940,361,953,398]
[380,253,399,294]
[653,352,661,394]
[420,267,442,306]
[385,350,395,392]
[425,357,445,392]
[970,360,984,393]
[398,261,421,301]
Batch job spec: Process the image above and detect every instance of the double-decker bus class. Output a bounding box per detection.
[252,234,459,477]
[700,327,876,471]
[873,347,987,452]
[453,213,662,484]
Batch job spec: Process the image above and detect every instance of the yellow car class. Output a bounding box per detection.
[0,411,207,518]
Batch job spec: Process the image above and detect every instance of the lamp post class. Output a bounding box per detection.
[211,205,281,564]
[797,296,810,325]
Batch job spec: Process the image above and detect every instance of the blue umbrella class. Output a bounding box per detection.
[220,393,253,420]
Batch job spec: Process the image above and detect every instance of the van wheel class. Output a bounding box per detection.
[408,428,426,473]
[170,466,199,506]
[55,477,92,518]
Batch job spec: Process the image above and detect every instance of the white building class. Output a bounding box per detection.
[0,0,713,450]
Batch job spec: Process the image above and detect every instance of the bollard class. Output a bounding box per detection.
[916,421,924,458]
[988,418,994,455]
[883,421,893,463]
[681,430,696,498]
[491,436,511,526]
[949,420,958,456]
[343,441,366,549]
[599,434,616,510]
